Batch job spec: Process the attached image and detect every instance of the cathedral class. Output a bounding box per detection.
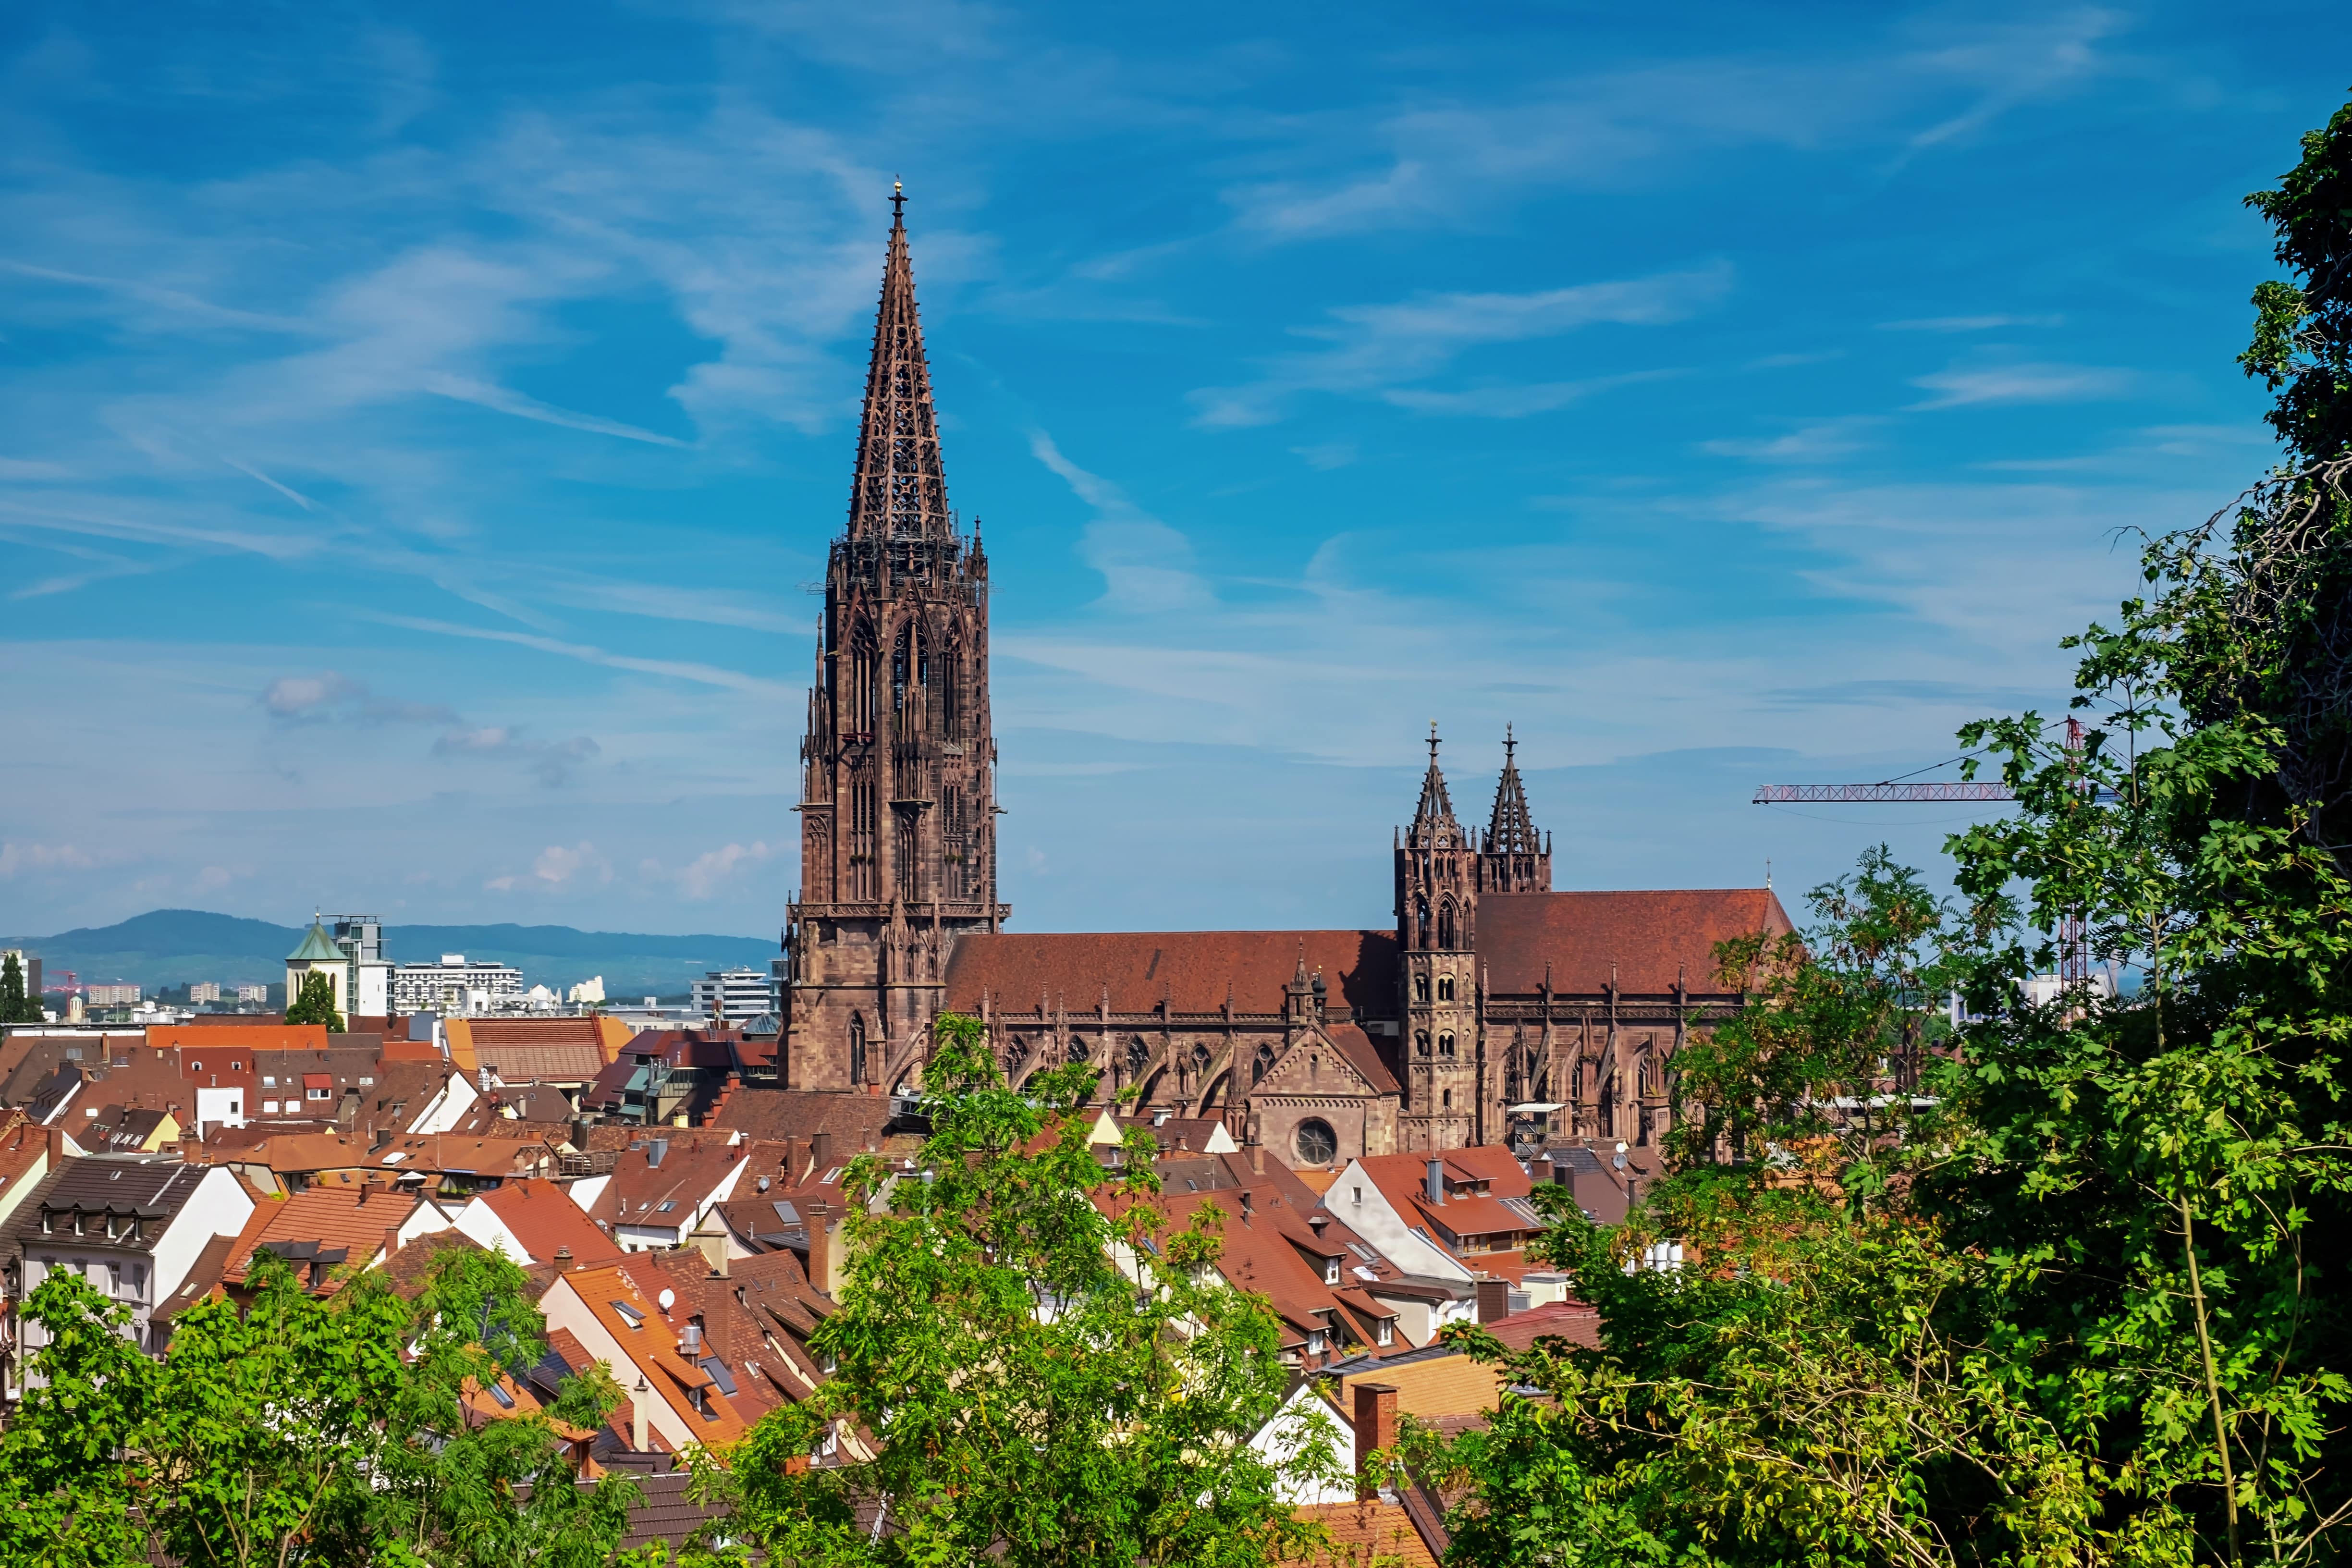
[778,196,1791,1167]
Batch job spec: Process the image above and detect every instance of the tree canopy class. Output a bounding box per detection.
[285,968,345,1030]
[689,1011,1340,1568]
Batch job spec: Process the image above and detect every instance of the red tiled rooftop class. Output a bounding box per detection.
[1474,889,1793,997]
[944,930,1398,1018]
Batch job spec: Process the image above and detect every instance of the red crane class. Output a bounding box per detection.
[1753,719,2096,986]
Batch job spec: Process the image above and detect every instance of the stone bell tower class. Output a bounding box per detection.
[781,186,1006,1094]
[1395,726,1481,1150]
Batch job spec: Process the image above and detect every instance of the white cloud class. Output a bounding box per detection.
[431,725,602,786]
[1702,417,1882,464]
[1907,362,2138,410]
[646,841,778,901]
[261,671,456,725]
[488,841,611,892]
[0,842,98,878]
[1878,314,2065,332]
[1191,266,1729,428]
[1030,431,1212,612]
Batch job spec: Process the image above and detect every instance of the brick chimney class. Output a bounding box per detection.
[381,1225,402,1261]
[1476,1278,1510,1324]
[1530,1153,1554,1185]
[806,1201,832,1295]
[810,1131,833,1173]
[1352,1383,1398,1501]
[1250,1144,1265,1176]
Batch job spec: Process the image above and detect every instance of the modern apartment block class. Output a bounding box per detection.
[691,969,779,1025]
[389,955,524,1015]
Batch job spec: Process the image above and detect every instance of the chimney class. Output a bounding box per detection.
[382,1225,402,1261]
[1530,1154,1554,1186]
[1250,1144,1265,1176]
[1352,1383,1398,1502]
[695,1223,730,1279]
[806,1202,833,1295]
[810,1131,833,1172]
[631,1374,650,1451]
[1425,1159,1445,1205]
[1308,1213,1330,1239]
[554,1245,573,1268]
[1239,1189,1254,1219]
[1476,1278,1510,1324]
[647,1137,668,1169]
[680,1322,703,1358]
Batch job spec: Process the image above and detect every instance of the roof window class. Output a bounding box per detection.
[656,1200,677,1213]
[610,1300,644,1328]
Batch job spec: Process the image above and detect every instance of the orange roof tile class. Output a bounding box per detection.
[1286,1501,1440,1568]
[222,1184,419,1296]
[472,1178,624,1267]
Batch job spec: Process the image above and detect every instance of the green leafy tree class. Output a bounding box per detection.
[285,968,344,1030]
[0,952,39,1023]
[693,1011,1339,1568]
[0,1241,638,1566]
[1667,845,1989,1172]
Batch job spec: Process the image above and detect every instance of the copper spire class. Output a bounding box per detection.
[847,185,952,540]
[1486,723,1540,854]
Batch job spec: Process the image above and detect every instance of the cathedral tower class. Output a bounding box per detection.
[782,188,1004,1093]
[1395,726,1482,1150]
[1478,726,1551,893]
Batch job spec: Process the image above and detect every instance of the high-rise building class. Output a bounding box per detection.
[693,969,780,1025]
[189,982,222,1004]
[389,955,524,1015]
[0,950,39,1001]
[235,984,270,1005]
[780,185,1003,1094]
[86,984,141,1006]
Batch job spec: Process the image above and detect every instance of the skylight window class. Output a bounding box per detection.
[656,1200,677,1213]
[610,1300,644,1327]
[488,1381,515,1409]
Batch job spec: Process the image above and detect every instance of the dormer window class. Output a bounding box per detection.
[1377,1318,1395,1347]
[1323,1257,1340,1285]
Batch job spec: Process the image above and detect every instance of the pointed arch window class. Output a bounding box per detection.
[848,627,878,734]
[892,624,917,723]
[941,633,963,739]
[1253,1042,1275,1084]
[848,1014,867,1086]
[1127,1036,1151,1073]
[1437,900,1457,950]
[1415,897,1431,951]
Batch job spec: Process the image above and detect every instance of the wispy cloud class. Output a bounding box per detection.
[261,671,457,726]
[1907,362,2138,410]
[642,839,778,900]
[1030,431,1211,612]
[353,612,796,698]
[423,374,689,447]
[1703,417,1882,464]
[431,725,602,786]
[488,841,611,893]
[1878,314,2065,332]
[1191,265,1729,428]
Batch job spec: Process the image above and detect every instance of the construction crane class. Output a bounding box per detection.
[1752,719,2096,987]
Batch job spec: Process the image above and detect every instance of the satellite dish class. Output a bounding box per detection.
[1614,1141,1629,1155]
[657,1288,675,1312]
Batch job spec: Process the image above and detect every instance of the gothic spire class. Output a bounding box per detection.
[846,183,953,540]
[1412,722,1458,834]
[1486,723,1540,854]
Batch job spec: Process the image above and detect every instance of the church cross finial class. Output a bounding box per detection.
[891,179,906,222]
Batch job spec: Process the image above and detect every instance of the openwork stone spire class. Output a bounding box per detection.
[847,183,953,540]
[1486,724,1540,854]
[1410,723,1458,843]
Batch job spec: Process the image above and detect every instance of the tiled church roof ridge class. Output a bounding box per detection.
[944,930,1397,1017]
[1475,888,1795,996]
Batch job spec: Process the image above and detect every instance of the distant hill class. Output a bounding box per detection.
[1,908,776,998]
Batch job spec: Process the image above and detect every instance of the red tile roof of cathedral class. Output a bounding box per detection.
[943,930,1398,1017]
[1474,889,1794,995]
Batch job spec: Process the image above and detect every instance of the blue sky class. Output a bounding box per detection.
[1,1,2343,944]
